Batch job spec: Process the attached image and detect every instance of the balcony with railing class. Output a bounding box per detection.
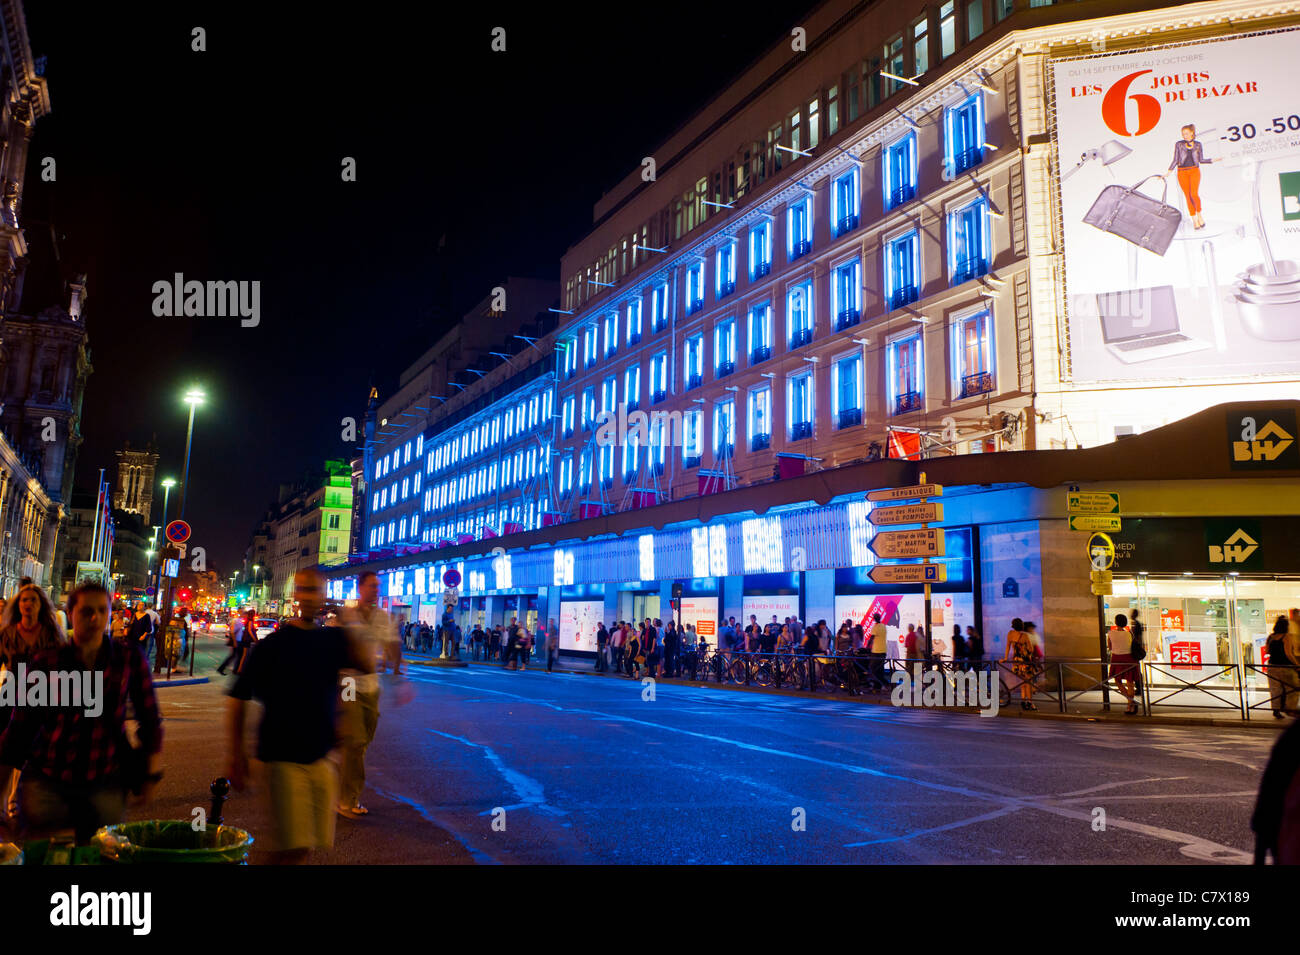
[835,307,860,331]
[715,443,734,460]
[684,453,701,469]
[889,284,918,310]
[951,256,989,286]
[718,280,736,299]
[790,420,813,441]
[652,388,667,404]
[837,407,863,429]
[894,390,923,414]
[952,145,984,175]
[687,372,703,390]
[889,183,916,209]
[959,370,994,399]
[790,238,812,261]
[752,260,771,279]
[751,432,770,452]
[716,360,735,379]
[628,331,641,346]
[836,213,859,236]
[749,345,771,366]
[686,297,704,316]
[790,326,814,349]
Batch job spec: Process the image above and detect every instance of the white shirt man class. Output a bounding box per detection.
[870,618,888,654]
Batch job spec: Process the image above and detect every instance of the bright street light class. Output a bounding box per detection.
[180,386,206,518]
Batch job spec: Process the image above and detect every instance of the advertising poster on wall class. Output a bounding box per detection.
[679,596,718,646]
[834,594,976,659]
[1160,630,1220,684]
[559,599,603,652]
[1052,30,1300,383]
[741,594,800,628]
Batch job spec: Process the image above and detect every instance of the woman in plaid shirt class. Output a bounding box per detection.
[0,582,163,844]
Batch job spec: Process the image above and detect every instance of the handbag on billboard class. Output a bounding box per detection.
[1082,175,1182,256]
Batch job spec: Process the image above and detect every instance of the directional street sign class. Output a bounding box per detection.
[1069,513,1121,532]
[164,520,191,544]
[1090,569,1113,584]
[1067,491,1121,514]
[868,528,945,559]
[868,563,947,584]
[866,501,943,526]
[1090,581,1113,596]
[865,483,943,503]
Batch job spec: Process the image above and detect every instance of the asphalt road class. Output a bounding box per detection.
[140,639,1282,864]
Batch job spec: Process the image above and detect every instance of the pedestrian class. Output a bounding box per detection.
[337,570,405,818]
[1004,617,1040,711]
[0,582,162,845]
[546,618,560,673]
[1105,613,1138,715]
[176,607,191,663]
[966,626,984,671]
[720,616,737,660]
[1251,717,1300,863]
[626,625,642,678]
[1265,615,1294,719]
[0,583,66,821]
[744,615,761,653]
[227,569,374,863]
[684,624,699,679]
[127,601,155,668]
[519,625,532,670]
[800,619,821,689]
[110,605,127,643]
[595,622,608,672]
[1129,610,1147,703]
[218,612,244,675]
[904,624,921,663]
[951,624,968,672]
[237,610,259,674]
[867,614,888,690]
[663,619,679,677]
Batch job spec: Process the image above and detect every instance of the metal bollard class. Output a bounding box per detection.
[210,777,231,827]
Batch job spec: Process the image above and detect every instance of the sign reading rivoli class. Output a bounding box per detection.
[1053,31,1300,384]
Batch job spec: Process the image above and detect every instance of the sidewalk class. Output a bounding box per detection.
[405,649,1290,731]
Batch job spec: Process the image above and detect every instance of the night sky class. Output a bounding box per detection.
[21,1,819,572]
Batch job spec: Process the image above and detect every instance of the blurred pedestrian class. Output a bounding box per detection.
[595,622,608,672]
[337,570,403,818]
[966,626,984,671]
[227,569,374,863]
[127,601,155,668]
[1266,616,1294,719]
[1252,717,1300,863]
[951,624,968,672]
[0,582,161,844]
[1106,614,1138,715]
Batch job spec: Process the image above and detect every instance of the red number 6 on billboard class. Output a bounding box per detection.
[1101,69,1161,137]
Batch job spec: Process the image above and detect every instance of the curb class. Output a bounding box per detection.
[153,677,210,687]
[417,654,1288,732]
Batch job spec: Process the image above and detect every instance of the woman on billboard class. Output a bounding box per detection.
[1163,124,1216,230]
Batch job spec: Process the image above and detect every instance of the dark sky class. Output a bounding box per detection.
[21,0,819,573]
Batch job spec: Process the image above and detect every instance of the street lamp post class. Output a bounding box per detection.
[180,387,205,520]
[253,564,262,614]
[154,481,175,610]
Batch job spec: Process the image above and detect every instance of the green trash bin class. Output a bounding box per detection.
[92,821,253,864]
[16,839,104,865]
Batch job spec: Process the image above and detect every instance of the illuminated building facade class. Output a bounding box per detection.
[333,0,1300,665]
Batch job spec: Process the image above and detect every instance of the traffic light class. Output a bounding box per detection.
[177,587,193,602]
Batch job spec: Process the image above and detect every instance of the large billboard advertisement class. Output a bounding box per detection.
[1053,31,1300,383]
[559,599,604,652]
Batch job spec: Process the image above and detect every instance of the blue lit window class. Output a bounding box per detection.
[582,387,595,431]
[651,284,669,332]
[834,259,861,330]
[684,335,703,390]
[604,312,618,358]
[380,487,387,508]
[788,281,813,348]
[627,299,642,344]
[945,93,985,176]
[625,364,641,411]
[951,307,995,399]
[749,221,772,279]
[787,196,812,260]
[948,197,990,285]
[375,461,382,481]
[584,326,598,367]
[404,442,411,465]
[371,492,379,511]
[888,332,924,415]
[714,399,735,459]
[599,441,614,488]
[401,477,409,500]
[650,351,668,403]
[683,409,703,468]
[416,435,423,457]
[601,376,617,415]
[542,388,553,422]
[414,471,421,493]
[399,517,407,540]
[623,428,640,481]
[833,352,863,429]
[561,395,575,437]
[884,132,917,209]
[649,418,666,474]
[788,370,814,440]
[832,167,860,235]
[748,303,772,365]
[749,386,771,451]
[686,262,705,314]
[886,231,920,309]
[716,242,737,298]
[714,319,736,377]
[560,338,578,378]
[560,455,574,495]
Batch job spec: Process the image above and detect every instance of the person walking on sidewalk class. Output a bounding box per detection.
[127,601,155,669]
[227,569,374,863]
[218,613,245,675]
[502,618,522,670]
[1129,610,1148,705]
[1266,615,1295,719]
[595,623,608,672]
[337,570,405,818]
[611,622,626,675]
[545,619,560,673]
[1005,617,1041,711]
